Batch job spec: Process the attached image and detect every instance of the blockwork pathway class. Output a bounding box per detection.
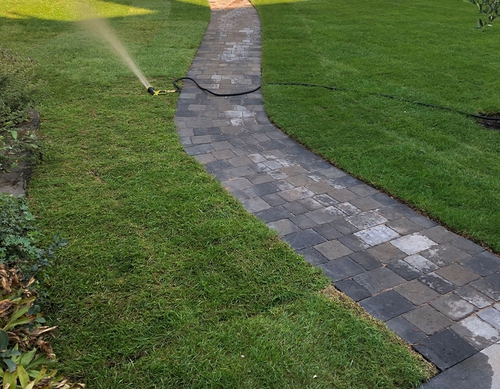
[174,0,500,386]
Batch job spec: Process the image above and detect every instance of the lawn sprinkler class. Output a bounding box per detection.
[147,86,168,96]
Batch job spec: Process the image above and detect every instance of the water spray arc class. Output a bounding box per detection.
[78,1,170,95]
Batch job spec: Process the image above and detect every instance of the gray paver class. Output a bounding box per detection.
[312,223,344,240]
[422,226,459,244]
[305,207,346,224]
[353,267,405,295]
[391,234,437,255]
[403,305,453,335]
[349,196,384,211]
[386,218,423,235]
[315,240,353,261]
[477,307,500,330]
[354,225,400,246]
[451,316,500,350]
[435,263,480,286]
[297,248,329,266]
[367,242,406,263]
[404,254,439,273]
[267,219,300,236]
[338,234,370,252]
[421,243,471,267]
[430,294,476,321]
[241,197,270,213]
[394,280,440,305]
[254,205,293,223]
[450,237,486,255]
[346,210,387,230]
[456,285,494,309]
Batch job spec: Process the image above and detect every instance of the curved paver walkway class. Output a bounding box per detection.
[174,0,500,386]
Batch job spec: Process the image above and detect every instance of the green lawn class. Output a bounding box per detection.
[0,0,433,387]
[253,0,500,253]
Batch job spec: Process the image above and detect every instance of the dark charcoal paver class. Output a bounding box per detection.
[461,252,500,276]
[471,273,500,301]
[450,237,486,256]
[334,279,371,301]
[353,267,405,295]
[419,343,499,389]
[254,205,293,223]
[320,257,364,282]
[419,273,456,295]
[359,290,414,321]
[349,251,382,271]
[387,260,422,280]
[414,329,478,371]
[297,248,329,266]
[386,316,426,344]
[283,229,326,250]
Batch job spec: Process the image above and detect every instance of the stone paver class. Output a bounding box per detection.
[174,0,500,385]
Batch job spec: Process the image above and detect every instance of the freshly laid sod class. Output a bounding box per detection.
[1,0,434,387]
[253,0,500,253]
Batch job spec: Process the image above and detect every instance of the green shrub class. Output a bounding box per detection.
[0,49,42,171]
[0,49,38,130]
[0,194,67,282]
[469,0,500,27]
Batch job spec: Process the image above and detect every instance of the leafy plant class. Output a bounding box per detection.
[0,194,67,282]
[0,265,84,388]
[0,50,38,131]
[469,0,500,27]
[0,49,42,171]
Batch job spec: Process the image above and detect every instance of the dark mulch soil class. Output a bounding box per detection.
[477,112,500,131]
[0,110,39,196]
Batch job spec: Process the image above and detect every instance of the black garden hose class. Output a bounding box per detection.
[170,77,500,122]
